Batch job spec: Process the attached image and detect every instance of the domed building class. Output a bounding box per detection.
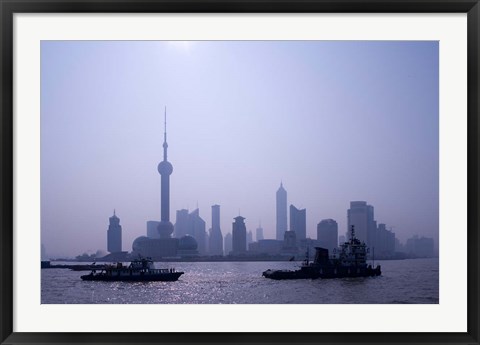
[132,236,149,253]
[131,235,179,260]
[177,235,199,257]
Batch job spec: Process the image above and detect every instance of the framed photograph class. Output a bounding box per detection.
[1,0,479,344]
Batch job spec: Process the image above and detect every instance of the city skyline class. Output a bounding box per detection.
[41,40,439,257]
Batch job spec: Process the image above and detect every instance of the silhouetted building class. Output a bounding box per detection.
[249,239,282,255]
[317,219,338,254]
[208,204,223,255]
[376,223,396,258]
[276,182,288,240]
[290,205,306,241]
[224,232,233,255]
[232,216,247,255]
[157,107,174,239]
[247,231,253,245]
[282,230,298,255]
[298,238,322,258]
[147,220,160,239]
[395,238,404,252]
[347,201,377,248]
[177,235,199,257]
[174,209,189,238]
[405,235,435,258]
[256,225,264,241]
[188,209,207,255]
[131,236,178,259]
[107,210,122,253]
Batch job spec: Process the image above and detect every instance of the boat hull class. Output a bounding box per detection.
[262,266,381,280]
[262,269,316,280]
[81,272,184,282]
[71,265,107,271]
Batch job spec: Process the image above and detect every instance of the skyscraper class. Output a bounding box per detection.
[405,235,435,258]
[146,220,160,239]
[276,182,287,240]
[347,201,377,248]
[376,223,396,258]
[174,209,189,238]
[317,219,338,254]
[232,216,247,255]
[188,209,207,255]
[224,233,233,256]
[247,230,253,245]
[157,107,174,239]
[107,210,122,253]
[256,224,264,241]
[290,204,306,240]
[282,230,297,253]
[208,204,223,255]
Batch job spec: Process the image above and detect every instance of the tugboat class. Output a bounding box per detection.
[81,257,183,282]
[262,225,381,280]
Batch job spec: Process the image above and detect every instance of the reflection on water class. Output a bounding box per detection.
[41,258,438,304]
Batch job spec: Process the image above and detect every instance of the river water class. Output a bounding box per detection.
[41,258,438,304]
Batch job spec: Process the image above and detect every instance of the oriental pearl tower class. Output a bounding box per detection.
[157,107,174,238]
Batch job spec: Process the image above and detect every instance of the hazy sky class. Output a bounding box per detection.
[41,41,439,257]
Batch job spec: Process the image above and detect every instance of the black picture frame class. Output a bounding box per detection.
[1,1,479,344]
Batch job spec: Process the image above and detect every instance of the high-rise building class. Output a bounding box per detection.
[247,230,253,245]
[174,209,189,238]
[317,219,338,254]
[208,204,223,255]
[283,230,297,251]
[157,107,174,239]
[375,223,395,258]
[347,201,377,248]
[405,235,434,258]
[256,225,264,241]
[107,210,122,253]
[232,216,247,255]
[290,204,306,241]
[249,239,282,255]
[146,220,160,239]
[188,209,207,255]
[224,233,233,256]
[367,204,377,248]
[276,182,287,240]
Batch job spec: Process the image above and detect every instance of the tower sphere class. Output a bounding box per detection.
[157,220,174,238]
[158,161,173,175]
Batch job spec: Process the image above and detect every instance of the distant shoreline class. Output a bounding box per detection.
[43,256,437,266]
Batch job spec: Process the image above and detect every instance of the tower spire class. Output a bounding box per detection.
[163,106,168,161]
[157,105,174,238]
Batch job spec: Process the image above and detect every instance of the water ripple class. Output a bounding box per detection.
[42,258,438,304]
